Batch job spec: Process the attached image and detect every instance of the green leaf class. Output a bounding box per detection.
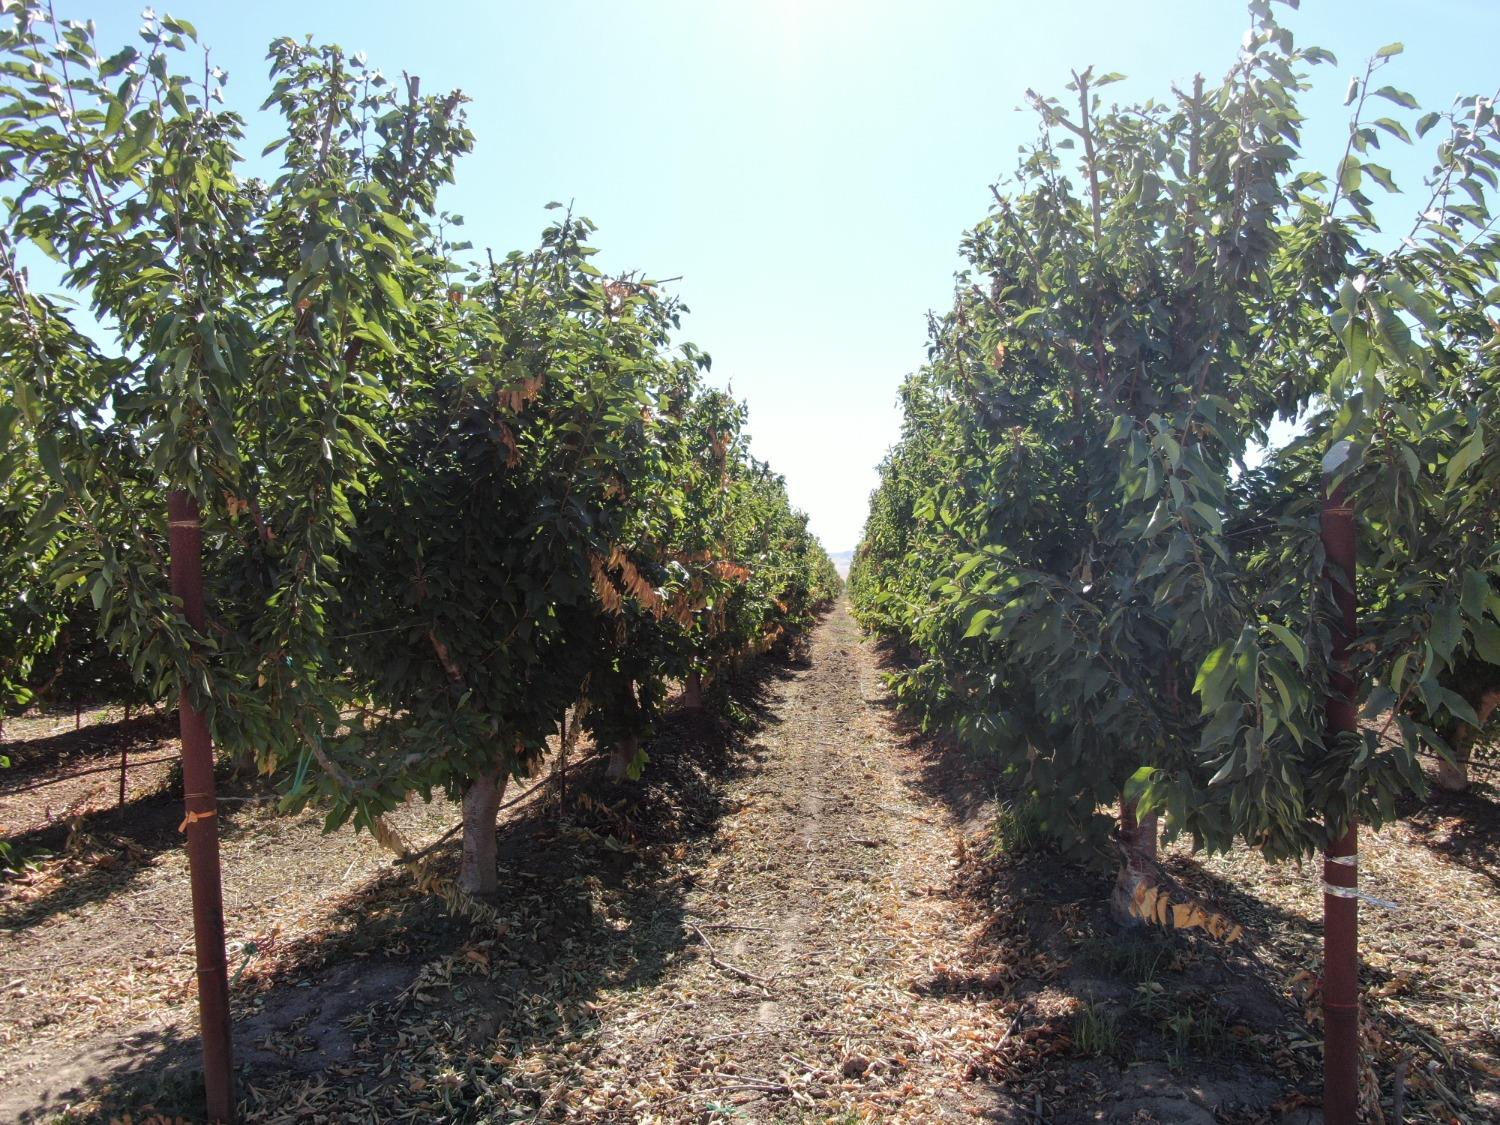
[1462,569,1493,620]
[1431,602,1462,662]
[963,607,996,639]
[1471,621,1500,665]
[1123,765,1157,803]
[1265,623,1306,670]
[374,270,407,311]
[1193,641,1234,709]
[1390,650,1411,692]
[36,434,63,482]
[1362,163,1398,193]
[1374,42,1404,58]
[1445,430,1484,490]
[104,96,126,137]
[1434,686,1480,728]
[1384,276,1438,329]
[1338,156,1362,193]
[1372,86,1419,109]
[1183,500,1218,533]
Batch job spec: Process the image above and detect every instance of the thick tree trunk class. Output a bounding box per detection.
[1110,799,1160,926]
[607,735,640,782]
[459,768,509,897]
[1431,689,1499,793]
[682,672,704,711]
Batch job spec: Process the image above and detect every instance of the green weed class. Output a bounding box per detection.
[1072,1001,1123,1058]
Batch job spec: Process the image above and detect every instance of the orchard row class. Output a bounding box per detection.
[851,5,1500,890]
[0,6,839,892]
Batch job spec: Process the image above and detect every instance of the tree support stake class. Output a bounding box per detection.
[1320,442,1359,1125]
[169,490,235,1123]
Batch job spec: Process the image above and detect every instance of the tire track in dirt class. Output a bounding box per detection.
[552,600,1015,1122]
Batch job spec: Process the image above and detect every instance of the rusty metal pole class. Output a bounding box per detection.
[1320,441,1359,1125]
[168,490,235,1123]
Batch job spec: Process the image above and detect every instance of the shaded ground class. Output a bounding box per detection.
[0,733,456,1119]
[1,602,1497,1122]
[1,706,178,841]
[1177,795,1500,1122]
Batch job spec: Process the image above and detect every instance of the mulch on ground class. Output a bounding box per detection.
[896,684,1500,1123]
[2,606,1497,1123]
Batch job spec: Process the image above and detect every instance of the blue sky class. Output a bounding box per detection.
[68,1,1500,551]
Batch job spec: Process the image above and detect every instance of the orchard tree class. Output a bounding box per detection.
[851,1,1500,914]
[849,370,964,652]
[1239,86,1500,794]
[0,399,69,737]
[0,13,474,1113]
[859,1,1344,889]
[315,212,709,894]
[0,7,472,773]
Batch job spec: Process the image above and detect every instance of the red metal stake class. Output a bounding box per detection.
[168,490,235,1123]
[1320,442,1359,1125]
[120,703,131,807]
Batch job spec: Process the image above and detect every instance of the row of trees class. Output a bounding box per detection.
[851,0,1499,898]
[0,4,838,894]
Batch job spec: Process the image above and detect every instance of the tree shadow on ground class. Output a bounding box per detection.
[912,842,1308,1124]
[7,652,800,1123]
[1179,847,1498,1121]
[1,711,173,777]
[0,765,288,933]
[863,639,1312,1124]
[861,637,1500,1123]
[0,790,181,932]
[865,635,1003,826]
[1402,781,1500,889]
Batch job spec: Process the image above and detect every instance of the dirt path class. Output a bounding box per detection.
[7,600,1499,1122]
[539,599,1015,1122]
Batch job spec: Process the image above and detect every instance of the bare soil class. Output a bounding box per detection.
[1,600,1496,1123]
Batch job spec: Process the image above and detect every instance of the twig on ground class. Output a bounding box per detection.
[996,1002,1028,1050]
[528,1074,572,1123]
[683,915,771,933]
[687,922,776,988]
[663,1078,791,1105]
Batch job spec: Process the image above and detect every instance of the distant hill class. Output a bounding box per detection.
[830,549,856,579]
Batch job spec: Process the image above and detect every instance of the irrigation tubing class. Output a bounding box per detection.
[1,754,181,796]
[1413,748,1500,777]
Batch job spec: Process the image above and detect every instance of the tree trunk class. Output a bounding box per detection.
[1110,799,1160,926]
[607,735,640,782]
[1431,689,1500,793]
[682,672,704,711]
[459,768,509,897]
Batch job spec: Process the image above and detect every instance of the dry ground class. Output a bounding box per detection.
[1,601,1497,1123]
